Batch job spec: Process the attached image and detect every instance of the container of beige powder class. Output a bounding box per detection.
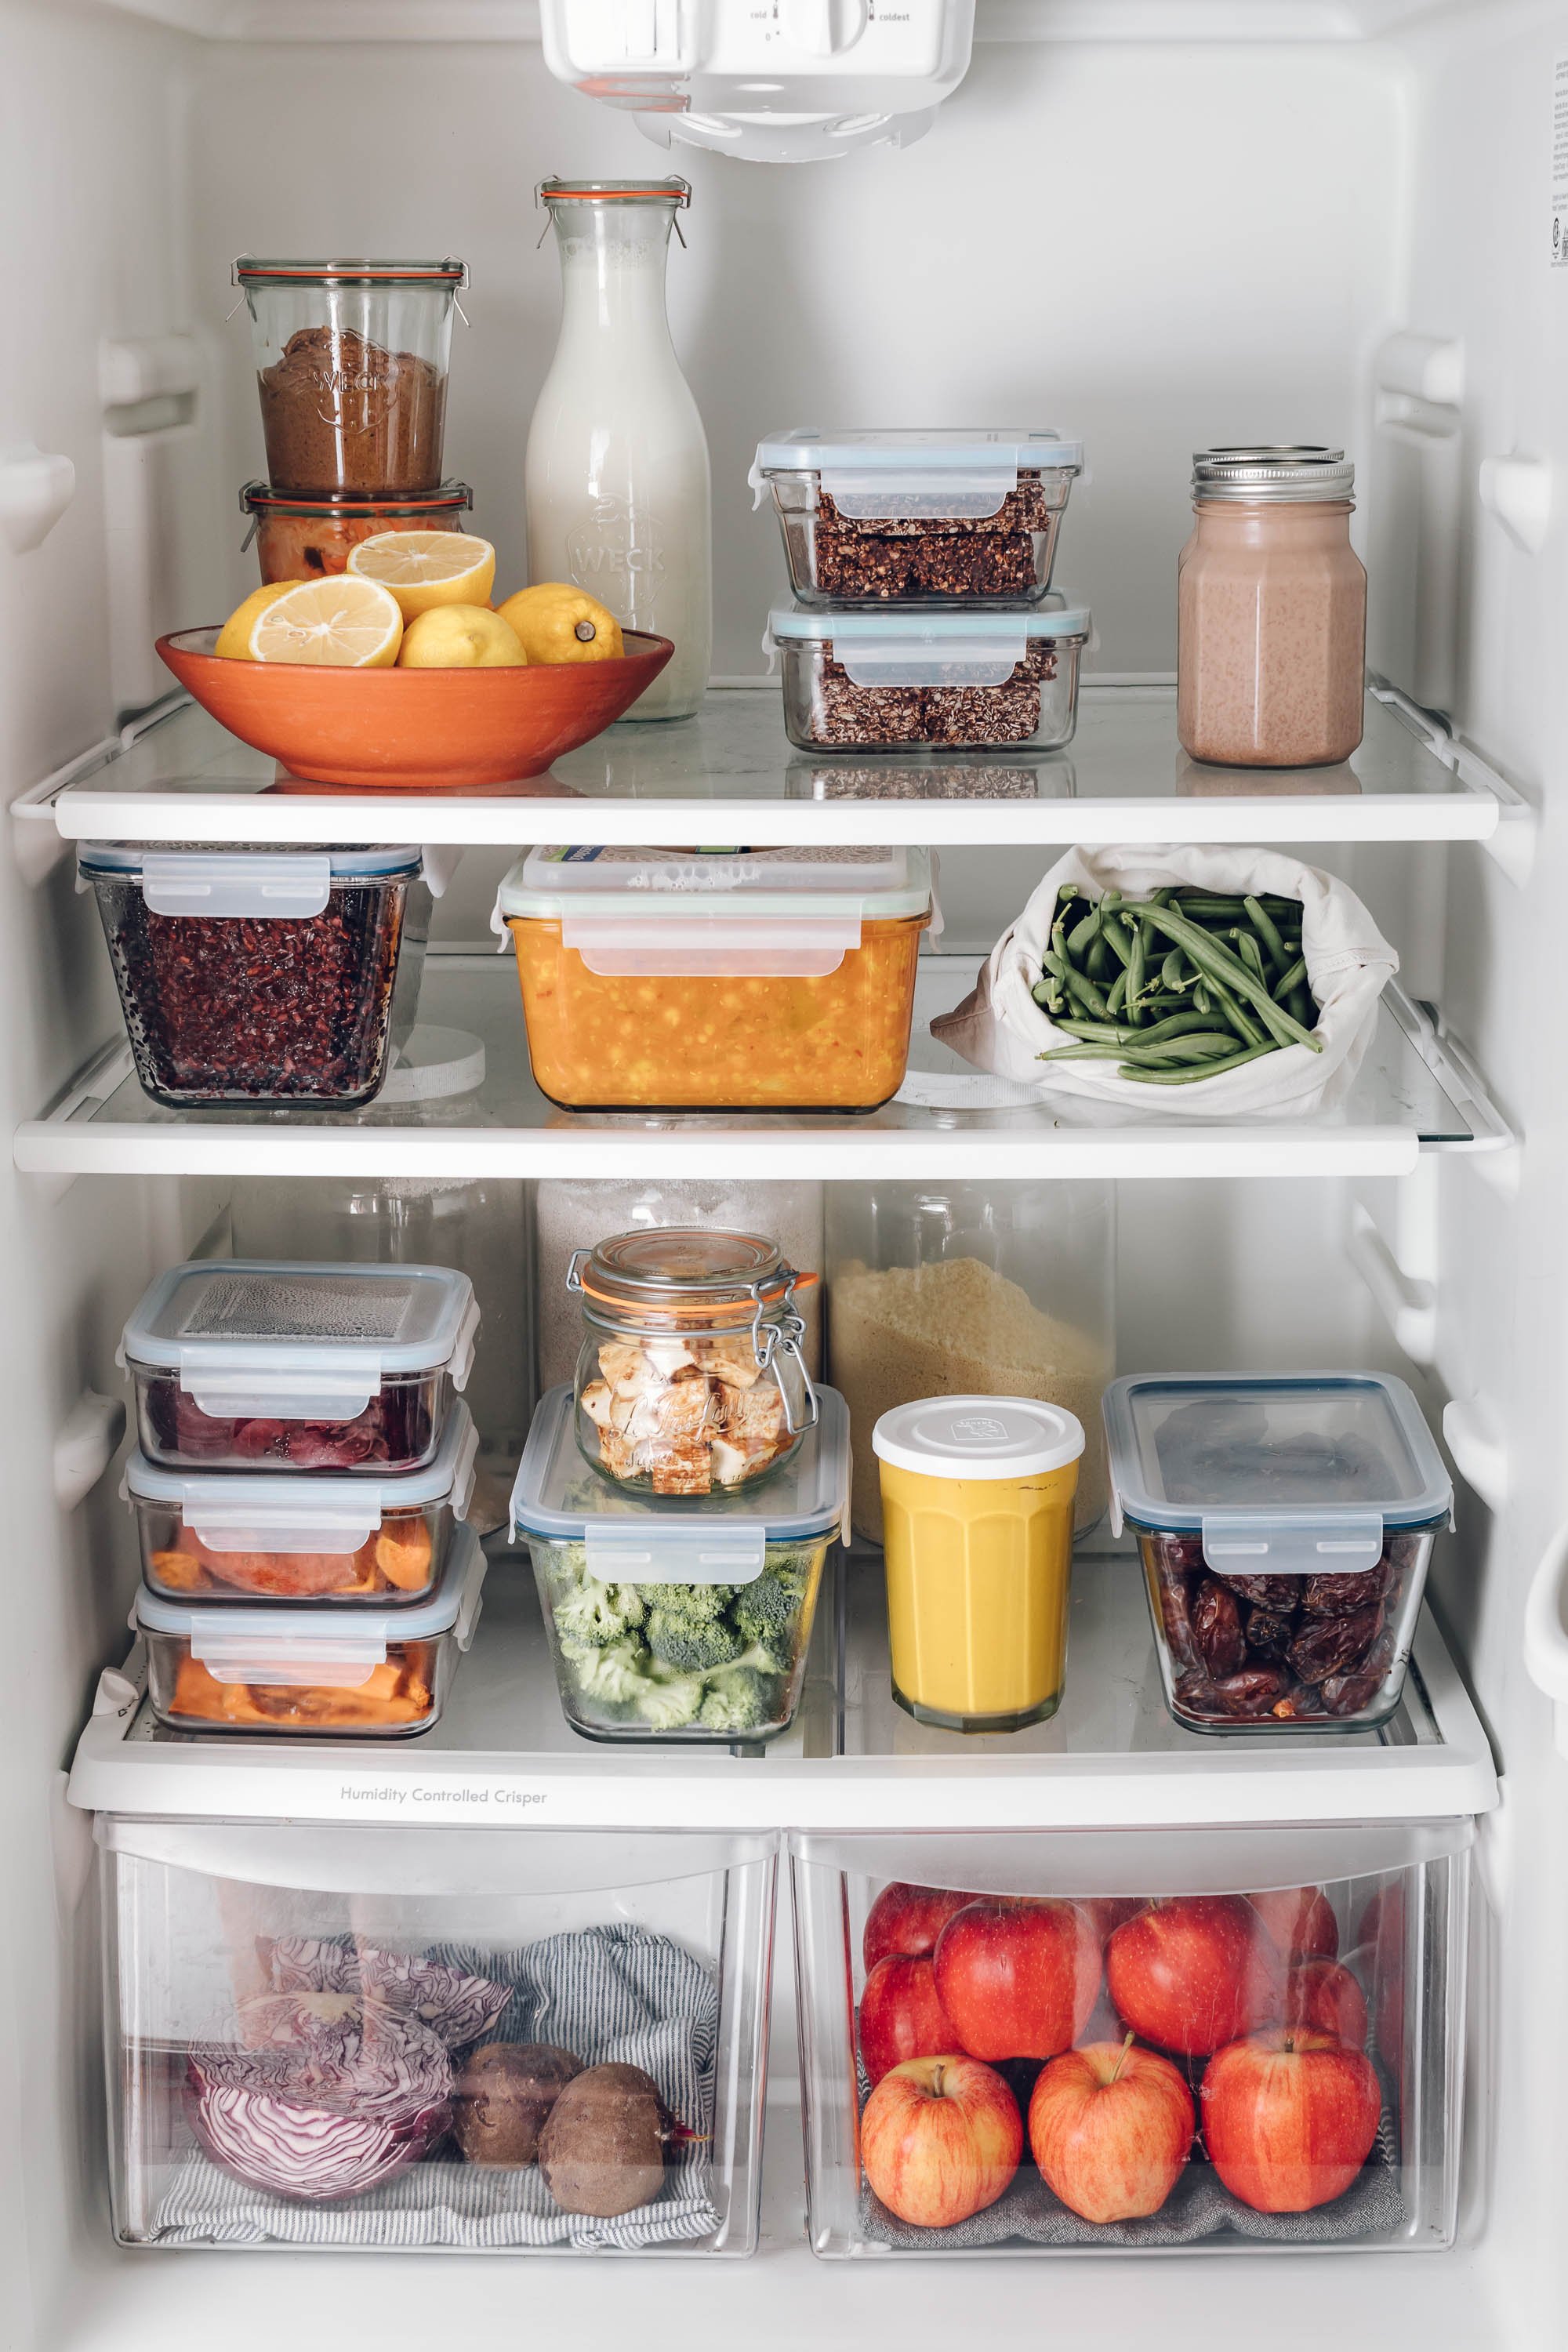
[1177,447,1367,769]
[826,1181,1113,1547]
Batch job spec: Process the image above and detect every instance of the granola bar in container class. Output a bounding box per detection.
[78,843,430,1109]
[123,1400,479,1606]
[1102,1373,1453,1734]
[750,429,1083,606]
[121,1259,478,1475]
[134,1519,485,1735]
[769,603,1089,752]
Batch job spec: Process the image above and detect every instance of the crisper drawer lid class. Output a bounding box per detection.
[1103,1372,1454,1575]
[510,1382,850,1583]
[121,1403,478,1554]
[133,1518,485,1654]
[786,1820,1476,1898]
[120,1259,479,1414]
[78,840,421,918]
[768,601,1091,688]
[494,844,932,978]
[750,427,1083,519]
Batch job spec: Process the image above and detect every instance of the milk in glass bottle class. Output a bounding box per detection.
[527,179,712,720]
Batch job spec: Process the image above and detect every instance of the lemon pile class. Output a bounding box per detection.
[215,533,626,672]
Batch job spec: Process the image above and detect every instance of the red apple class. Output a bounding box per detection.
[858,1955,957,2086]
[1201,2027,1381,2212]
[1105,1896,1283,2057]
[1028,2035,1195,2224]
[1355,1888,1406,2074]
[1247,1886,1339,1963]
[860,2054,1022,2228]
[934,1899,1102,2062]
[863,1882,982,1975]
[1285,1958,1369,2049]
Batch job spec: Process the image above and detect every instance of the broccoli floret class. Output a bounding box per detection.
[634,1672,706,1731]
[698,1664,779,1734]
[731,1635,793,1677]
[560,1636,650,1708]
[551,1575,645,1649]
[645,1608,745,1673]
[641,1581,734,1619]
[729,1572,797,1649]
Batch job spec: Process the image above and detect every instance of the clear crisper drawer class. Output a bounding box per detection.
[102,1819,777,2254]
[790,1824,1468,2259]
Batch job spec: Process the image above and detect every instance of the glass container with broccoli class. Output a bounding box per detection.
[512,1384,850,1742]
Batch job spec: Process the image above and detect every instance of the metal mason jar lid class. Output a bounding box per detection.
[570,1228,804,1327]
[1192,446,1356,503]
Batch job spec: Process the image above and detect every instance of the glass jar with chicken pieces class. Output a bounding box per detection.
[568,1229,818,1497]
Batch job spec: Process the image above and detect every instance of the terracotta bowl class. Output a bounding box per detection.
[157,625,675,789]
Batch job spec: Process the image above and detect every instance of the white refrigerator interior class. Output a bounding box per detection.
[2,0,1565,2345]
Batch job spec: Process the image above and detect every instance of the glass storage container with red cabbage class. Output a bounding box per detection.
[122,1259,478,1476]
[98,1814,776,2250]
[770,604,1090,754]
[750,429,1083,607]
[240,477,472,584]
[791,1822,1470,2257]
[510,1381,848,1746]
[1102,1373,1453,1734]
[78,842,430,1109]
[124,1401,478,1606]
[132,1517,485,1734]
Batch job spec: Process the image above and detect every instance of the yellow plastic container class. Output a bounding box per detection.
[873,1396,1084,1733]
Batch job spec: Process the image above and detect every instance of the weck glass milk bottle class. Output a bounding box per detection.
[526,179,712,720]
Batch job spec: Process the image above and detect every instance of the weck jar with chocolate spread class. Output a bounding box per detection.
[234,257,465,498]
[1177,447,1367,768]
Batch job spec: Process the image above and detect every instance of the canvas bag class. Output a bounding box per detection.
[930,846,1399,1120]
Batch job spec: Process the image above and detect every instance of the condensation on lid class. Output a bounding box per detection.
[873,1396,1087,1482]
[1102,1373,1452,1532]
[495,844,932,927]
[122,1261,478,1384]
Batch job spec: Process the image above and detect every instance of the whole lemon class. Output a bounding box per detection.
[495,583,625,664]
[397,605,527,669]
[214,580,296,659]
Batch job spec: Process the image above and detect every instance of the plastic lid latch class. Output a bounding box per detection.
[1200,1512,1385,1580]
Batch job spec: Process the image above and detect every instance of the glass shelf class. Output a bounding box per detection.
[13,953,1511,1182]
[20,679,1517,850]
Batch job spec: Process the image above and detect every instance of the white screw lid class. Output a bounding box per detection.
[871,1396,1086,1482]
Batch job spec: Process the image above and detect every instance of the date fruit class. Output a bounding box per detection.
[1191,1577,1247,1679]
[1288,1605,1385,1686]
[1215,1573,1301,1613]
[1301,1566,1389,1618]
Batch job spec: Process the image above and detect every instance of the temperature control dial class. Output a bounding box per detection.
[779,0,869,55]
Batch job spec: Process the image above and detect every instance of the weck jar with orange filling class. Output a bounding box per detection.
[494,844,933,1112]
[1177,447,1367,768]
[568,1228,818,1497]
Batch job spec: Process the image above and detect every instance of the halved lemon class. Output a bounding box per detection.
[347,530,497,619]
[249,575,404,668]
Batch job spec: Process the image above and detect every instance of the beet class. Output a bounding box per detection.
[538,2063,673,2217]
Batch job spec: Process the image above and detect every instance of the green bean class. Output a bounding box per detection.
[1244,895,1290,971]
[1236,931,1269,989]
[1135,1011,1231,1044]
[1194,981,1211,1017]
[1287,985,1314,1030]
[1053,1019,1128,1044]
[1124,903,1322,1051]
[1123,922,1147,1028]
[1160,946,1188,992]
[1062,965,1112,1020]
[1100,913,1135,968]
[1086,931,1110,982]
[1041,1033,1240,1069]
[1207,971,1267,1048]
[1106,969,1127,1016]
[1273,954,1307,1000]
[1067,909,1100,959]
[1118,1041,1280,1083]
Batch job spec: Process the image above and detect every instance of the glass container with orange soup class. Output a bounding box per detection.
[494,846,932,1112]
[873,1395,1083,1733]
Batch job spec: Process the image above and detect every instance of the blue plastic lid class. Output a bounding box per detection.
[1103,1373,1452,1579]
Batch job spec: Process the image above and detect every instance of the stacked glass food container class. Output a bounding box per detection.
[118,1260,483,1736]
[753,427,1091,754]
[511,1228,850,1744]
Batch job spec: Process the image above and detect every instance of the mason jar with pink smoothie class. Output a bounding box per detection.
[1177,446,1367,768]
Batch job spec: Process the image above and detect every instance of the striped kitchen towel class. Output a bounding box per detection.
[151,1925,722,2252]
